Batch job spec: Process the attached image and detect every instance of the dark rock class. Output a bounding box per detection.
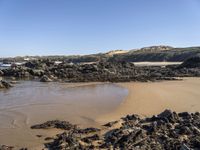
[36,134,43,138]
[40,75,52,82]
[103,121,118,127]
[44,137,54,141]
[158,109,173,119]
[123,114,140,121]
[82,134,100,143]
[78,127,100,134]
[45,131,82,150]
[178,112,191,118]
[180,144,190,150]
[31,120,77,130]
[31,110,200,150]
[180,55,200,68]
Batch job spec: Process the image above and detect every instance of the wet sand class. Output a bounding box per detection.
[98,77,200,123]
[0,82,128,149]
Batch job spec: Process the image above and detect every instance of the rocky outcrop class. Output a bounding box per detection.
[1,58,200,83]
[30,110,200,150]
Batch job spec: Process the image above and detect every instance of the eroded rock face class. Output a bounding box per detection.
[29,110,200,150]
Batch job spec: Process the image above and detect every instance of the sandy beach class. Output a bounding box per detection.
[0,78,200,149]
[97,77,200,122]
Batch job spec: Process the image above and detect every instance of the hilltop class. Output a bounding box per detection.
[1,45,200,63]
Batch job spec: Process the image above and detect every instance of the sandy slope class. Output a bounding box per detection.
[97,77,200,123]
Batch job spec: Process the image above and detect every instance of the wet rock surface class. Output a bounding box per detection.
[29,110,200,150]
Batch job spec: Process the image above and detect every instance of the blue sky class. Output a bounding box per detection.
[0,0,200,57]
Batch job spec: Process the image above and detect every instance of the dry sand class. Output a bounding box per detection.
[133,61,182,66]
[97,77,200,123]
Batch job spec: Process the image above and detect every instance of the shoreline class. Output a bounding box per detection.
[96,77,200,123]
[0,81,127,149]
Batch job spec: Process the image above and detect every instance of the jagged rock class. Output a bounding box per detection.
[78,127,100,134]
[178,112,191,118]
[31,120,77,130]
[158,109,173,119]
[45,131,82,150]
[31,110,200,150]
[1,58,200,82]
[103,121,119,127]
[81,134,100,143]
[40,75,52,82]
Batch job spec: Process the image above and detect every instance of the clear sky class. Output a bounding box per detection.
[0,0,200,57]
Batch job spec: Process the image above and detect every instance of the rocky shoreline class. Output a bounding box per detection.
[1,56,200,149]
[1,109,200,150]
[0,56,200,85]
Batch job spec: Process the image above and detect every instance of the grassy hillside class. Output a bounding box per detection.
[1,46,200,63]
[108,47,200,62]
[65,46,200,63]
